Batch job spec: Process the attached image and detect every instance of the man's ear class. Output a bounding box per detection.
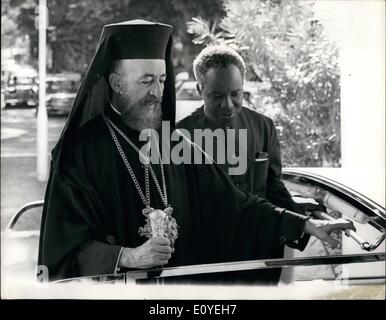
[109,72,121,93]
[196,83,203,96]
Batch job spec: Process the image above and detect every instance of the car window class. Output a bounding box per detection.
[47,80,78,93]
[19,77,35,85]
[176,82,201,100]
[177,88,200,100]
[8,77,35,86]
[281,172,385,282]
[12,206,43,232]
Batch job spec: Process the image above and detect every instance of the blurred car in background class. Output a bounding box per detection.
[45,73,81,117]
[175,71,190,92]
[3,65,38,109]
[175,79,202,122]
[175,79,261,122]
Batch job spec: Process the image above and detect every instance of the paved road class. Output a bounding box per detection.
[1,108,66,230]
[1,108,65,157]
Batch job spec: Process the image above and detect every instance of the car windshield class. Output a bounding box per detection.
[9,77,35,85]
[176,82,201,100]
[47,80,77,93]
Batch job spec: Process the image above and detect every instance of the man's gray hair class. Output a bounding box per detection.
[193,45,246,87]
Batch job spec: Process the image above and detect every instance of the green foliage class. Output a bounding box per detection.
[8,0,225,74]
[188,0,341,167]
[1,0,22,50]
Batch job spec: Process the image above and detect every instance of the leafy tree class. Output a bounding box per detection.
[10,0,225,74]
[187,0,341,167]
[2,0,23,50]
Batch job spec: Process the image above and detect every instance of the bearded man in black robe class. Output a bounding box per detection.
[38,20,354,283]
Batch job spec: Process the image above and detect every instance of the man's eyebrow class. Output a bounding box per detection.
[140,74,155,78]
[140,73,166,78]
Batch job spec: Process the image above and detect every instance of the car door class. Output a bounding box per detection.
[2,200,43,282]
[281,168,385,284]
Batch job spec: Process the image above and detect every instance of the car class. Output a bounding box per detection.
[281,168,385,285]
[175,71,190,92]
[175,80,262,122]
[2,168,384,299]
[175,80,203,122]
[2,200,43,283]
[45,73,81,117]
[3,70,38,109]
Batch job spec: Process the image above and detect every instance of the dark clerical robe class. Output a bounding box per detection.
[38,106,307,283]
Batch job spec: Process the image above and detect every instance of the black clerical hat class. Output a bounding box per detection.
[103,20,172,60]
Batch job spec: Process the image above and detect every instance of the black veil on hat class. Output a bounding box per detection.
[51,19,176,173]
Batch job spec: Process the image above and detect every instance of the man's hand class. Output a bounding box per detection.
[304,218,356,248]
[118,236,174,269]
[291,196,325,214]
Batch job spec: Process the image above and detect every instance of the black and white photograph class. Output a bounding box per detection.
[1,0,385,301]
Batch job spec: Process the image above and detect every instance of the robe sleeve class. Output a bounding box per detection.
[262,118,310,250]
[188,146,309,263]
[38,148,123,281]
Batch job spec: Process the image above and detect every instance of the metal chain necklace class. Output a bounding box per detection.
[102,112,168,210]
[102,111,178,246]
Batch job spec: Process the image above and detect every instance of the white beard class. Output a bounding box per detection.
[122,102,162,131]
